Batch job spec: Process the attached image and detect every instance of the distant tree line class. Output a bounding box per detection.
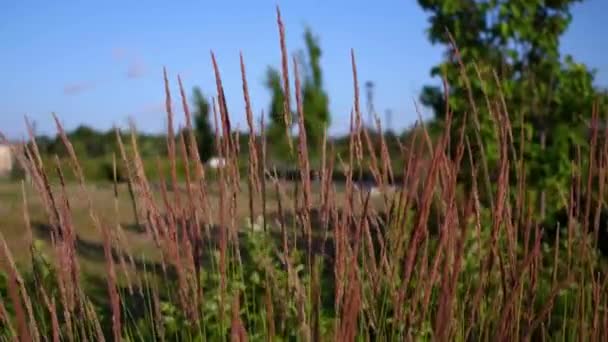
[34,125,168,159]
[33,85,218,162]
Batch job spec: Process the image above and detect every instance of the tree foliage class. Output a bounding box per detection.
[266,27,330,159]
[418,0,607,216]
[265,67,291,157]
[192,86,215,162]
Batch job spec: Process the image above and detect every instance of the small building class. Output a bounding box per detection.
[206,156,226,169]
[0,144,13,177]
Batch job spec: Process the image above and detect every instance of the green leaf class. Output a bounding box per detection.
[500,22,509,38]
[250,271,261,285]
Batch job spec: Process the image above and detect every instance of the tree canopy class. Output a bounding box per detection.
[418,0,608,218]
[192,86,215,162]
[266,27,330,159]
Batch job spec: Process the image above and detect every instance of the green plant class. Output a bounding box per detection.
[418,0,607,219]
[191,86,215,163]
[266,24,331,159]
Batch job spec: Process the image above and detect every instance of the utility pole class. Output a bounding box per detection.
[365,81,375,130]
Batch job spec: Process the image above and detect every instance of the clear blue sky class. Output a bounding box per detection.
[1,0,607,139]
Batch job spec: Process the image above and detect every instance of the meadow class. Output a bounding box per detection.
[2,11,608,342]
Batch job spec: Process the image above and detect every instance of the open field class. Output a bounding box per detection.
[2,110,607,340]
[1,2,607,340]
[0,179,387,274]
[2,77,607,340]
[1,181,156,270]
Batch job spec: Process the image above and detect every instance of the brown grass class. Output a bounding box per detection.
[1,7,608,341]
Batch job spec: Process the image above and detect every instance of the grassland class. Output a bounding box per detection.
[1,12,608,342]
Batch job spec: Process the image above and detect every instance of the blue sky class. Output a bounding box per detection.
[1,0,607,139]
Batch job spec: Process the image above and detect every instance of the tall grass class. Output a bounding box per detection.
[1,7,608,341]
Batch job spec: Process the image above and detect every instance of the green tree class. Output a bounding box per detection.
[266,27,330,159]
[67,124,107,157]
[417,0,607,217]
[300,29,331,153]
[265,67,292,158]
[192,86,215,162]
